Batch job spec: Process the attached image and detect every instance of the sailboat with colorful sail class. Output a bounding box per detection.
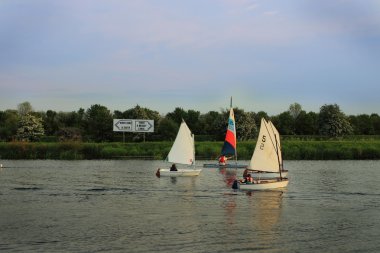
[156,120,201,177]
[203,98,247,168]
[234,118,289,190]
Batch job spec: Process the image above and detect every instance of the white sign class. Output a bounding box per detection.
[113,119,154,133]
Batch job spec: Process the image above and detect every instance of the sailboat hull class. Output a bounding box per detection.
[203,163,247,169]
[239,178,289,190]
[158,168,202,177]
[250,170,288,179]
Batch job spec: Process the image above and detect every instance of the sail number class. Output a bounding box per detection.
[260,135,266,150]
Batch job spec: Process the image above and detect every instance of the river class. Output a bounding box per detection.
[0,160,379,252]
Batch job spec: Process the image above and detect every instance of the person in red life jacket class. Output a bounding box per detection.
[219,155,233,165]
[218,155,227,165]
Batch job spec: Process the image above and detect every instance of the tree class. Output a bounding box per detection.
[370,114,380,135]
[198,111,221,136]
[318,104,353,137]
[295,111,318,135]
[157,118,178,141]
[84,104,113,142]
[43,110,59,135]
[349,114,373,135]
[166,107,187,125]
[17,101,33,116]
[121,105,162,141]
[16,114,45,141]
[253,111,269,129]
[185,109,201,134]
[289,103,302,119]
[0,110,19,141]
[122,105,161,122]
[222,108,256,141]
[271,112,294,135]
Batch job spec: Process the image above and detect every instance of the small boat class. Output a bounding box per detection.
[239,178,288,190]
[156,120,201,177]
[203,97,246,168]
[234,118,289,190]
[203,163,247,169]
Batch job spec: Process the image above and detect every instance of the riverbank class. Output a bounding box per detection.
[0,140,380,160]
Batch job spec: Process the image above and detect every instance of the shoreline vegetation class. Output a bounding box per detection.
[1,140,380,160]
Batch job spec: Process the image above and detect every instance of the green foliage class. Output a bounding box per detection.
[157,118,178,141]
[57,127,82,142]
[84,104,113,142]
[289,102,302,119]
[1,140,380,160]
[319,104,353,138]
[0,110,19,141]
[272,111,294,135]
[16,114,45,142]
[2,101,380,143]
[234,108,257,140]
[295,111,318,135]
[195,142,221,159]
[17,101,33,116]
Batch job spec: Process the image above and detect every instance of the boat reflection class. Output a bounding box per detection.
[222,183,285,249]
[248,191,284,231]
[219,167,237,187]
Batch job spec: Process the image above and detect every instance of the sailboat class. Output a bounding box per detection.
[156,120,201,177]
[235,118,289,190]
[248,119,288,179]
[203,98,247,169]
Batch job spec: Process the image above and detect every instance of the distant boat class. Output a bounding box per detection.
[234,118,289,190]
[156,120,201,177]
[203,163,247,169]
[203,97,247,169]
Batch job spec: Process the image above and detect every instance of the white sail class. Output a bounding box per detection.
[167,120,194,165]
[268,120,283,169]
[249,118,280,173]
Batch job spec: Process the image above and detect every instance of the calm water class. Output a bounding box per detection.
[0,160,380,253]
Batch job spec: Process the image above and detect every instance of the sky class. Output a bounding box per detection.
[1,0,380,116]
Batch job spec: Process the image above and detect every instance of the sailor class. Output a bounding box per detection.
[245,174,254,184]
[218,155,227,165]
[170,163,178,171]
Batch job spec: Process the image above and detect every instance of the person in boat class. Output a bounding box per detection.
[170,163,178,171]
[243,168,249,179]
[218,155,232,165]
[241,173,254,184]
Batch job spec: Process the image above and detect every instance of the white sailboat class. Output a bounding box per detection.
[156,120,201,177]
[235,118,288,190]
[248,120,288,179]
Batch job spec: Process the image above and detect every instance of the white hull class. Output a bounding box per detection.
[239,178,289,190]
[250,170,288,179]
[158,168,202,177]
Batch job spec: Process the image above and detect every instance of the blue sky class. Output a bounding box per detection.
[1,0,379,116]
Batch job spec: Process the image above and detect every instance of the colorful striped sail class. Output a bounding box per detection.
[221,107,237,156]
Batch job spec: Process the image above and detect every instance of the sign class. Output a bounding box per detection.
[113,119,154,133]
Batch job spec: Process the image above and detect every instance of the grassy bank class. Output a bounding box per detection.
[1,140,380,160]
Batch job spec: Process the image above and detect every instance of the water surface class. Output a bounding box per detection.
[0,160,379,252]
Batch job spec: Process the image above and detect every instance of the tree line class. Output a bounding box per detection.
[0,102,380,142]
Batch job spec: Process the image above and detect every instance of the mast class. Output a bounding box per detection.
[192,132,195,169]
[274,134,282,180]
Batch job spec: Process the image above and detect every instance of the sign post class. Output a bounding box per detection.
[113,119,154,142]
